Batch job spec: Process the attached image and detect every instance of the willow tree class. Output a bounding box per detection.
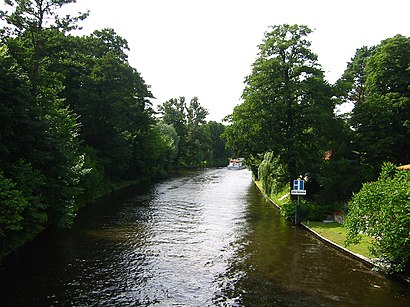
[225,24,336,189]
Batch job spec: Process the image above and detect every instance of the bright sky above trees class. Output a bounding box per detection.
[4,0,408,121]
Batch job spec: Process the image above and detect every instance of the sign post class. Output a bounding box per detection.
[291,179,306,225]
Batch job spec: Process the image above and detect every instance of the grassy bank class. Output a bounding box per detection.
[305,221,374,259]
[254,180,289,207]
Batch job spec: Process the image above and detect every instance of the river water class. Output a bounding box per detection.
[0,168,409,306]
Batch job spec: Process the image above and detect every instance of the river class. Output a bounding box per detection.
[0,168,409,306]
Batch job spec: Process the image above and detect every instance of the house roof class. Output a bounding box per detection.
[397,164,410,170]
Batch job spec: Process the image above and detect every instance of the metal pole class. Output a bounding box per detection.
[295,195,301,225]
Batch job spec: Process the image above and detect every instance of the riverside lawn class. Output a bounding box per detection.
[306,221,373,258]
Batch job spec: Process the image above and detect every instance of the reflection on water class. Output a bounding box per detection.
[0,168,409,306]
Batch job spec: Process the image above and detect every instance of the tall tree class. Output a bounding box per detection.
[0,46,47,251]
[350,35,410,174]
[225,24,335,188]
[206,121,231,167]
[335,46,374,106]
[1,0,88,94]
[182,97,210,166]
[1,0,87,227]
[159,97,187,140]
[54,29,155,180]
[0,1,171,258]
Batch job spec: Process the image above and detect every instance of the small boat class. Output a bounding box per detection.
[227,158,245,170]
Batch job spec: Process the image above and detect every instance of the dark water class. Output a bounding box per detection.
[0,168,409,306]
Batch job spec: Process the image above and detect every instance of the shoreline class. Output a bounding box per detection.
[252,179,410,284]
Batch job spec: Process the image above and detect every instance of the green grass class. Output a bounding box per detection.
[306,221,374,259]
[270,185,289,207]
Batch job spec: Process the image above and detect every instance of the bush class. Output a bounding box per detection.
[280,201,297,220]
[281,199,334,221]
[345,162,410,273]
[0,165,48,259]
[0,171,28,237]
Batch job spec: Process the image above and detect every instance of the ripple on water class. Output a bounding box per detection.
[0,169,409,306]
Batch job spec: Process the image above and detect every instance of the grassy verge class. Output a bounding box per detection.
[270,186,289,207]
[305,221,374,259]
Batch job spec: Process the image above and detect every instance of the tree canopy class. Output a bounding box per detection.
[224,24,338,190]
[224,26,409,270]
[350,35,410,175]
[158,97,230,167]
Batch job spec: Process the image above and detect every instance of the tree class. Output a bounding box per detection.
[158,97,187,162]
[258,151,288,197]
[206,121,231,167]
[1,0,88,94]
[0,1,171,258]
[366,35,410,97]
[156,121,179,169]
[335,46,374,106]
[40,28,156,181]
[1,0,87,228]
[225,24,336,189]
[182,97,210,166]
[345,163,410,273]
[350,35,410,175]
[0,46,48,255]
[158,96,211,167]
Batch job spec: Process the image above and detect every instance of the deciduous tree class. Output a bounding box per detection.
[158,97,212,167]
[225,24,336,189]
[350,35,410,175]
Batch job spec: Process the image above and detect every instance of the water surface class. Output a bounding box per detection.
[0,168,408,306]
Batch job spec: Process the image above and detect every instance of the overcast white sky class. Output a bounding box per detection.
[3,0,410,121]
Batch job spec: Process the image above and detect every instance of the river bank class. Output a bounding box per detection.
[253,179,410,284]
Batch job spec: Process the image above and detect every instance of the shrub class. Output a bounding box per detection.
[345,162,410,273]
[0,171,28,237]
[281,199,334,221]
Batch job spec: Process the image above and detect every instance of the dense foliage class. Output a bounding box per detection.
[345,163,410,272]
[0,0,230,258]
[338,35,410,180]
[158,97,231,167]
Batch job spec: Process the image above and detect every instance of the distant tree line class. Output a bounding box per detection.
[0,0,230,258]
[157,96,231,168]
[223,24,409,272]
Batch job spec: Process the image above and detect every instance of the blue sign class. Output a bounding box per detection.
[293,179,304,191]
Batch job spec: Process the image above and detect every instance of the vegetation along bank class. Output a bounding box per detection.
[223,24,409,274]
[0,1,231,260]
